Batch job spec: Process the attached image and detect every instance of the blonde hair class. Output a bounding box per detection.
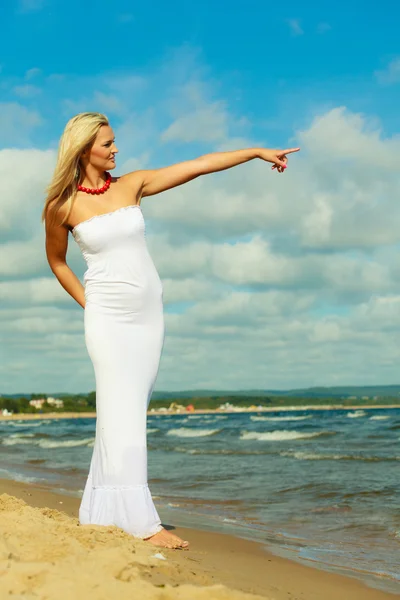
[42,112,109,226]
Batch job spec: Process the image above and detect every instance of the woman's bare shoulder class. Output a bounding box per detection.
[116,172,146,203]
[45,198,70,231]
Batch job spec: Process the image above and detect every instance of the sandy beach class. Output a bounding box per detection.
[0,478,397,599]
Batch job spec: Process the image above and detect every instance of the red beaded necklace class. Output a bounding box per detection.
[77,172,111,195]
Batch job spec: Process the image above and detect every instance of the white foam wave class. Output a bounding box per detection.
[347,410,367,418]
[240,429,328,441]
[223,518,237,523]
[6,420,48,427]
[38,437,94,449]
[147,428,159,434]
[186,414,227,420]
[167,428,220,438]
[250,415,310,422]
[3,436,94,448]
[0,469,44,484]
[280,451,343,460]
[280,451,398,462]
[3,437,37,446]
[9,433,35,438]
[370,416,390,420]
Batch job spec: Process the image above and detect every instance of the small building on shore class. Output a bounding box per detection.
[29,399,46,409]
[46,397,64,408]
[29,397,64,410]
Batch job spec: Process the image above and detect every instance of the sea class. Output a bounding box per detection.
[1,407,399,595]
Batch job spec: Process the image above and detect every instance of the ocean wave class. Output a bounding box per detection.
[250,415,311,422]
[346,410,367,418]
[240,429,332,441]
[5,420,50,428]
[370,416,390,420]
[182,416,227,424]
[147,428,159,434]
[186,415,227,420]
[280,451,400,462]
[38,437,95,449]
[166,428,221,438]
[2,436,95,448]
[3,437,38,446]
[0,469,45,484]
[171,447,272,455]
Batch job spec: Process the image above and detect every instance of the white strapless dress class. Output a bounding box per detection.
[72,204,165,539]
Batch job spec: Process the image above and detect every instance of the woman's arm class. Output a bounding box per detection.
[45,207,86,309]
[124,147,300,198]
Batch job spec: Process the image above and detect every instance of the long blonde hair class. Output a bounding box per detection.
[42,112,109,226]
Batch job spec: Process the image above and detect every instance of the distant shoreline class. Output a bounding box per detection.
[1,404,399,421]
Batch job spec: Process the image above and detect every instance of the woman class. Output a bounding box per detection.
[43,112,299,550]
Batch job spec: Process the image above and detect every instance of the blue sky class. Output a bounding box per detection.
[1,0,400,393]
[3,0,400,144]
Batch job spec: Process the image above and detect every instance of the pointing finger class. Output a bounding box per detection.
[279,147,300,156]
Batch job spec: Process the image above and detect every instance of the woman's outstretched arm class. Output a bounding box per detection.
[45,205,86,309]
[123,147,300,198]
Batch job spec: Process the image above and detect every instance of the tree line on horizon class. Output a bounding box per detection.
[0,392,399,414]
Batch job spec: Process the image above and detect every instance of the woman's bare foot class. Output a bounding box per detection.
[143,527,189,549]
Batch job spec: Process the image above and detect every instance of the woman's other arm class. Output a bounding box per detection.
[45,205,86,309]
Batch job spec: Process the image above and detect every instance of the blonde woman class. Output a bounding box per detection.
[43,112,299,549]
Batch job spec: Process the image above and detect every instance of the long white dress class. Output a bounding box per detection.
[72,204,165,539]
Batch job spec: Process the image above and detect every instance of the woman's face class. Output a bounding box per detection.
[84,125,119,171]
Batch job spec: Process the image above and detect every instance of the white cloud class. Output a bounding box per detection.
[162,278,215,303]
[143,106,400,255]
[317,22,331,34]
[25,68,41,80]
[18,0,45,13]
[297,107,398,166]
[0,278,71,305]
[1,63,400,393]
[375,57,400,84]
[93,92,125,116]
[13,84,41,98]
[0,104,43,147]
[0,148,55,235]
[161,102,228,143]
[287,19,304,36]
